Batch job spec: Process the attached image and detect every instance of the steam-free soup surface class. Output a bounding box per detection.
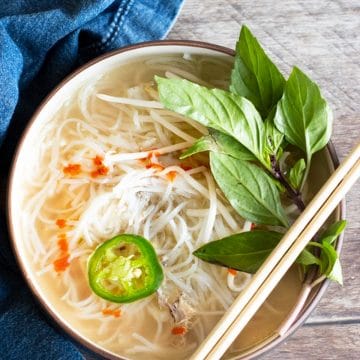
[20,54,309,359]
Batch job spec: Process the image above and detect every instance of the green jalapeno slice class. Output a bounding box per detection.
[88,234,164,303]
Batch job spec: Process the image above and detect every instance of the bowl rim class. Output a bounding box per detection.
[7,39,345,360]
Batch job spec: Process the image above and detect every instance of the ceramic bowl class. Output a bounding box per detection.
[8,40,345,360]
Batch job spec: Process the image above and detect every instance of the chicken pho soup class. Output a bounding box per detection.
[14,51,328,359]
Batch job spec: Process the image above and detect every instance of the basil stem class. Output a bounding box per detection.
[269,154,305,211]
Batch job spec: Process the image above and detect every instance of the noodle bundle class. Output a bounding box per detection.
[21,55,254,359]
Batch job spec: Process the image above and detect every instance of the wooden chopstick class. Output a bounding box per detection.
[191,143,360,360]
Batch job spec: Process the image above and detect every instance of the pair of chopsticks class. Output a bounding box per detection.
[191,143,360,360]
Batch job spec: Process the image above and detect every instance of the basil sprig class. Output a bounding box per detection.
[193,223,345,284]
[156,25,344,286]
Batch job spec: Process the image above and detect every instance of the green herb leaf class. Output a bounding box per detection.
[288,159,306,190]
[320,241,343,285]
[210,152,289,226]
[274,67,332,157]
[318,220,346,284]
[180,136,213,159]
[180,129,255,161]
[321,220,347,245]
[263,110,284,157]
[307,219,346,285]
[230,25,285,118]
[193,230,283,273]
[156,76,266,165]
[296,248,321,266]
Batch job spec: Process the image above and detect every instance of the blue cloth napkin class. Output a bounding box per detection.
[0,1,183,358]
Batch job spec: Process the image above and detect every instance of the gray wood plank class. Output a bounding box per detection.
[260,323,360,359]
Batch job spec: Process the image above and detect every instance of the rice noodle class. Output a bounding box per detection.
[164,70,212,87]
[97,93,164,109]
[105,142,192,163]
[20,55,252,360]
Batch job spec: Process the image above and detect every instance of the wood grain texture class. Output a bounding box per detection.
[169,0,360,358]
[261,323,360,359]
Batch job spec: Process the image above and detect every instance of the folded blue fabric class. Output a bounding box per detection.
[0,1,183,358]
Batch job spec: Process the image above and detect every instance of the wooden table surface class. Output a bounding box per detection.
[169,0,360,359]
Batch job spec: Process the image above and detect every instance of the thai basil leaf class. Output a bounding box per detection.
[307,219,346,285]
[274,67,333,157]
[230,25,285,119]
[289,159,306,190]
[296,248,321,266]
[320,241,343,285]
[321,220,347,245]
[210,152,289,227]
[317,220,346,284]
[193,230,283,273]
[180,137,213,159]
[263,111,284,157]
[180,129,255,161]
[155,76,267,165]
[194,230,324,275]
